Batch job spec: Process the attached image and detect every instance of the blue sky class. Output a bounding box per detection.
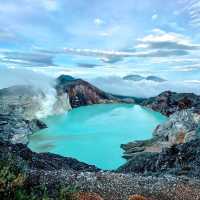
[1,0,200,83]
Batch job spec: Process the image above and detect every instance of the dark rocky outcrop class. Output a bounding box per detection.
[118,138,200,178]
[141,91,200,116]
[56,75,133,108]
[0,140,99,172]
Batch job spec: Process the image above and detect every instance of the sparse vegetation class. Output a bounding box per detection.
[0,160,79,200]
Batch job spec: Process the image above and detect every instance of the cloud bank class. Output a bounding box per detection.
[89,76,200,98]
[0,50,56,67]
[63,29,200,62]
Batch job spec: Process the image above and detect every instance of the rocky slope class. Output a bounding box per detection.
[13,165,200,200]
[1,140,200,200]
[0,140,99,172]
[0,85,48,144]
[56,75,133,108]
[0,113,46,144]
[118,138,200,178]
[153,109,200,144]
[141,91,200,116]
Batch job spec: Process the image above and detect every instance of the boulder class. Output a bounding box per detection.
[153,109,200,145]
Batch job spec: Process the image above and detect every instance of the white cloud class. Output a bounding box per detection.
[89,76,200,98]
[138,29,190,44]
[137,29,200,50]
[152,14,158,20]
[94,18,105,26]
[64,47,134,57]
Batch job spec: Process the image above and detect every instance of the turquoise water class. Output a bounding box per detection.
[28,104,166,170]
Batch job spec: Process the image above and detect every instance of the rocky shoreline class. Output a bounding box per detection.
[1,75,200,200]
[120,92,200,163]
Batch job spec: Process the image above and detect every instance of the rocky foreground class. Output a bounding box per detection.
[1,75,200,200]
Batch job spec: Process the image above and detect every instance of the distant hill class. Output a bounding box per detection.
[123,74,144,81]
[123,74,166,82]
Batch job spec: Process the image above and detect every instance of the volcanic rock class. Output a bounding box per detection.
[56,75,130,108]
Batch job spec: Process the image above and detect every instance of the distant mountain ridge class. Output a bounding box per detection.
[123,74,166,82]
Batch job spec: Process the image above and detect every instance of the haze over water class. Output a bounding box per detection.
[28,104,166,170]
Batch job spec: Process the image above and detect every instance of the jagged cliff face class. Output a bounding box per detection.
[55,75,128,108]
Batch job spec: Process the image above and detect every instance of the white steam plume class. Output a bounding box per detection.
[0,67,70,118]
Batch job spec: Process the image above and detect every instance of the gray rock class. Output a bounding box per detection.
[0,114,47,144]
[154,109,200,145]
[125,147,146,154]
